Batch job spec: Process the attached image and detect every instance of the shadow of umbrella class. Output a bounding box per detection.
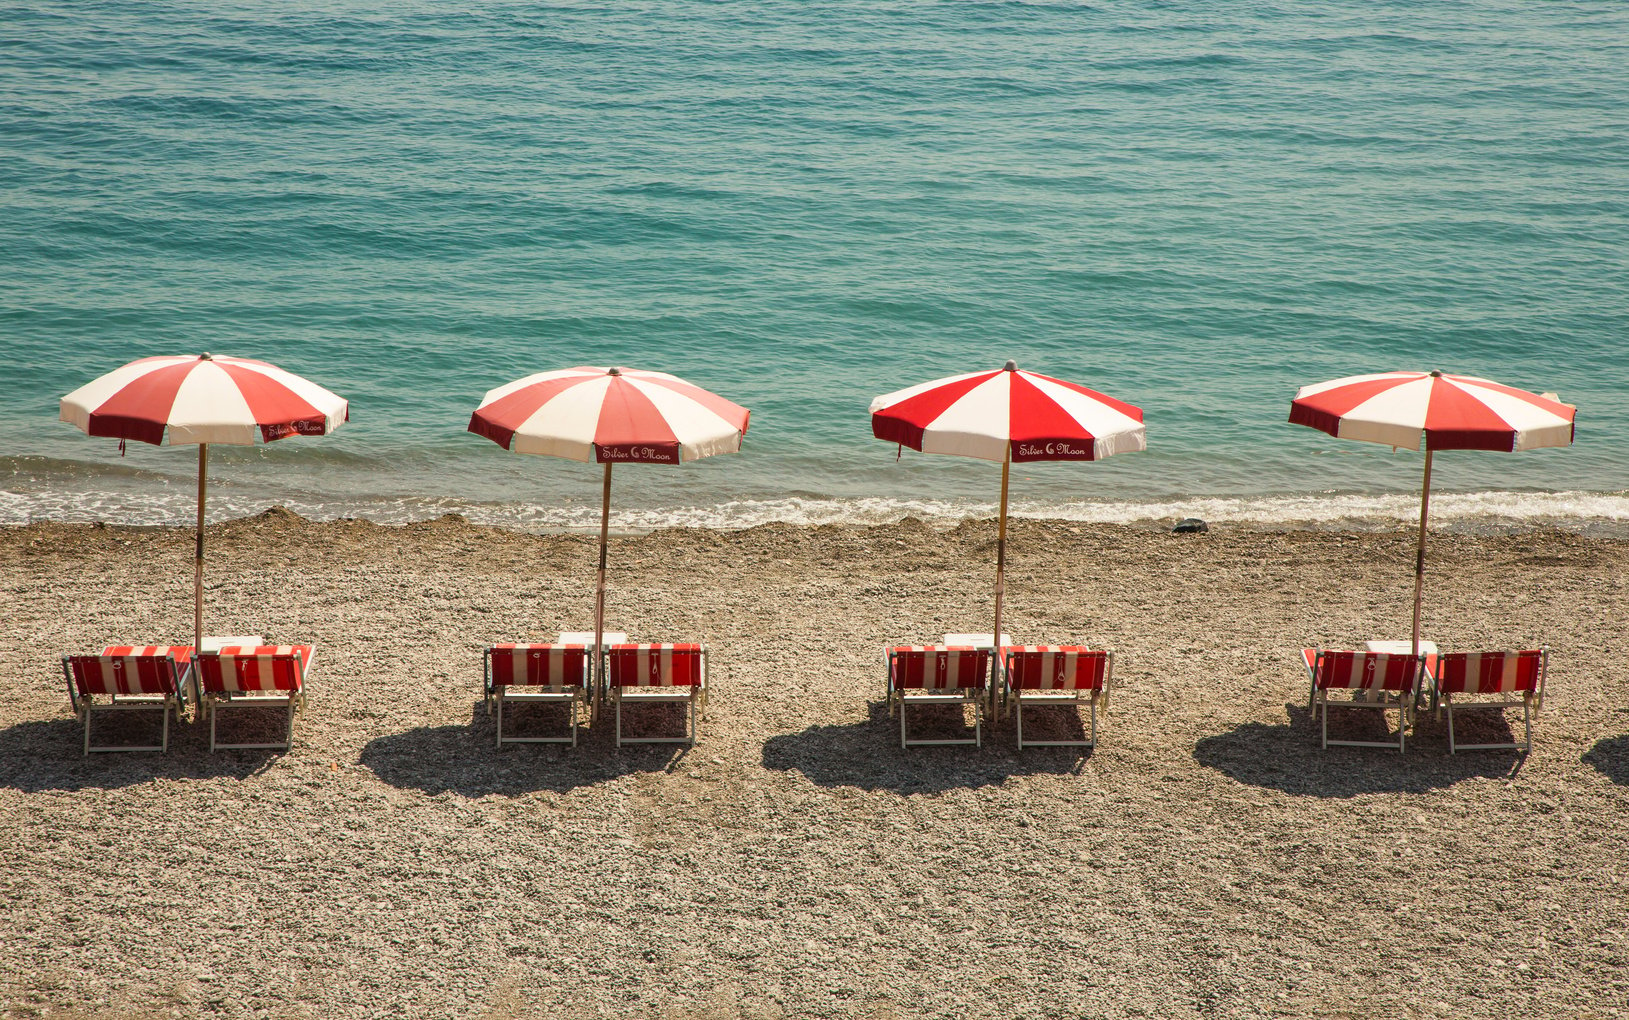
[0,718,281,793]
[761,701,1090,794]
[1582,735,1629,786]
[1192,704,1523,798]
[358,702,686,797]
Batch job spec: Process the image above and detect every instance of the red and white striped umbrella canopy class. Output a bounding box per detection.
[870,361,1145,462]
[60,353,349,446]
[468,365,749,464]
[1289,370,1575,452]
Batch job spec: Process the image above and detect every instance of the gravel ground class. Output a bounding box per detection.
[2,512,1627,1019]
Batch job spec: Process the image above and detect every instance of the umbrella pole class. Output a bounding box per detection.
[194,443,208,652]
[593,461,613,709]
[1410,448,1434,662]
[992,446,1011,715]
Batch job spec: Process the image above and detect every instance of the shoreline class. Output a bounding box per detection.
[3,515,1628,1017]
[4,486,1628,537]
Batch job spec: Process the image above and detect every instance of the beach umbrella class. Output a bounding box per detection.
[467,365,750,663]
[1289,369,1576,659]
[60,353,349,650]
[870,360,1146,658]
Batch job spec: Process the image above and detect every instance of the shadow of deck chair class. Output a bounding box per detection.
[1301,648,1426,753]
[483,643,591,747]
[1003,645,1111,749]
[1435,649,1547,754]
[885,645,990,749]
[606,643,707,748]
[194,645,312,752]
[61,646,192,754]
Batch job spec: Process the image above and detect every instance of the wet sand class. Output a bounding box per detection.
[3,512,1627,1019]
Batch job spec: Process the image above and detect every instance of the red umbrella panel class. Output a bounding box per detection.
[61,353,349,649]
[871,361,1145,666]
[1290,370,1576,659]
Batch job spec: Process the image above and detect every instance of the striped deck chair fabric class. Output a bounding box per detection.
[483,643,591,747]
[1002,645,1111,749]
[885,645,990,749]
[194,645,313,753]
[1303,648,1426,753]
[1435,649,1547,754]
[61,646,192,754]
[606,643,708,747]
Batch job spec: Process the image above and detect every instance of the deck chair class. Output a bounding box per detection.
[483,643,591,747]
[61,646,192,754]
[885,645,990,749]
[194,645,312,752]
[1302,648,1426,753]
[1435,649,1547,754]
[606,643,707,748]
[1003,646,1111,749]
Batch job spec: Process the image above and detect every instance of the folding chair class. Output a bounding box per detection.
[606,643,707,747]
[1302,648,1425,753]
[1435,649,1547,754]
[1003,646,1111,749]
[61,646,192,754]
[483,643,591,747]
[194,645,312,752]
[885,645,990,749]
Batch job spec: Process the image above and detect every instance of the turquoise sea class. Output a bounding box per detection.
[2,1,1625,532]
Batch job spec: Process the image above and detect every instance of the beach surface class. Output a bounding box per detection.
[2,513,1627,1019]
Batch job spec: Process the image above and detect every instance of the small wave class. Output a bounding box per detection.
[3,488,1625,536]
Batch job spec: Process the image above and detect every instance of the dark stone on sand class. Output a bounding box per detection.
[1173,517,1209,533]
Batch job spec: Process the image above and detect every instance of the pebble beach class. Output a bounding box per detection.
[3,512,1627,1019]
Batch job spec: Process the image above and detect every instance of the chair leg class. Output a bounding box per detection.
[82,708,91,757]
[1016,697,1024,750]
[1521,697,1533,753]
[1088,694,1098,746]
[615,692,623,749]
[496,695,505,748]
[1446,697,1457,755]
[285,700,296,751]
[1319,696,1328,749]
[973,696,982,749]
[899,699,907,749]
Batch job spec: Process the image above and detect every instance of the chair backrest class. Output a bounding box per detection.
[607,643,705,688]
[63,647,188,697]
[888,646,990,692]
[1003,646,1109,691]
[1312,650,1423,694]
[487,644,589,690]
[1437,649,1545,695]
[196,646,310,694]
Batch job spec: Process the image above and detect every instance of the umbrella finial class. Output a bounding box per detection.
[1004,359,1017,372]
[200,352,213,361]
[1429,370,1441,377]
[607,366,622,376]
